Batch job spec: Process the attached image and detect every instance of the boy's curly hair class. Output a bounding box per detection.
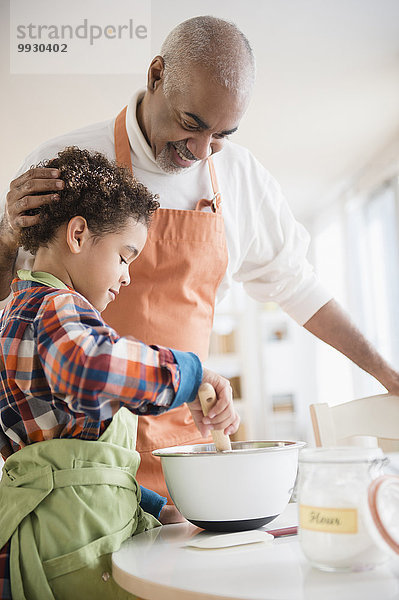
[19,146,160,254]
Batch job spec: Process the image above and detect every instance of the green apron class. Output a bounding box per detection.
[0,408,160,599]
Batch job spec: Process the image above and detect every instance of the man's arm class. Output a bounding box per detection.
[304,298,399,394]
[0,167,63,300]
[0,218,18,299]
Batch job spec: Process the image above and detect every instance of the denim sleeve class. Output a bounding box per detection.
[169,350,202,408]
[139,485,168,518]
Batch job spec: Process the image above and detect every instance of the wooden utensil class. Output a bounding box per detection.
[198,382,232,451]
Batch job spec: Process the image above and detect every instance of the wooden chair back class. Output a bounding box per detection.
[310,393,399,450]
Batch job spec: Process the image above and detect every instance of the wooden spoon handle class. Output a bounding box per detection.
[198,382,232,452]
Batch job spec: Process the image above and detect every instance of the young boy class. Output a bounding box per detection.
[0,147,238,600]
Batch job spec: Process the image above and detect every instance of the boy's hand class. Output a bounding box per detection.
[188,368,240,438]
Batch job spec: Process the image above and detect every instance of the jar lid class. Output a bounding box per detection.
[368,475,399,556]
[299,446,384,464]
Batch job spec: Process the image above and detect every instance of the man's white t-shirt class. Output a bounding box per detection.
[0,91,332,322]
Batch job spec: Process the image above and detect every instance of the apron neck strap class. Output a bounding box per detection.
[114,106,133,173]
[204,157,221,212]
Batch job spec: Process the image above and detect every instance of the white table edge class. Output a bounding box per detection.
[112,559,238,600]
[112,504,299,600]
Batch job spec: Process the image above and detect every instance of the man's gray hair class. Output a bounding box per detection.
[160,16,255,98]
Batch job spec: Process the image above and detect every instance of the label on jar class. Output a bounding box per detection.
[299,504,358,534]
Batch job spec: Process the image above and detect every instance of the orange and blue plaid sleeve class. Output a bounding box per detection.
[35,291,202,421]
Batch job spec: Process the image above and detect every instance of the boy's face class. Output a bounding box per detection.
[70,217,148,312]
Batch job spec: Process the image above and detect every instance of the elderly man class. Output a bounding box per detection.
[1,16,399,499]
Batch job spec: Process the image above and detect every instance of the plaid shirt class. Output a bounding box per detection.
[0,278,201,598]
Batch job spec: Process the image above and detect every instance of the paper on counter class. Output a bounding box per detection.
[184,530,274,550]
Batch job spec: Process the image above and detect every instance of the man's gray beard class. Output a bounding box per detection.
[155,144,185,174]
[155,143,198,174]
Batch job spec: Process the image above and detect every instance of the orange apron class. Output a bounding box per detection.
[103,106,228,500]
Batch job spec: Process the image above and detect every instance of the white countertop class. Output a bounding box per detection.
[112,504,399,600]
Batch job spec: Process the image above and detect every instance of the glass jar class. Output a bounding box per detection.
[298,447,392,572]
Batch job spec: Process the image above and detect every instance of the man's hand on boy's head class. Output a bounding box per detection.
[4,167,64,244]
[188,368,240,438]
